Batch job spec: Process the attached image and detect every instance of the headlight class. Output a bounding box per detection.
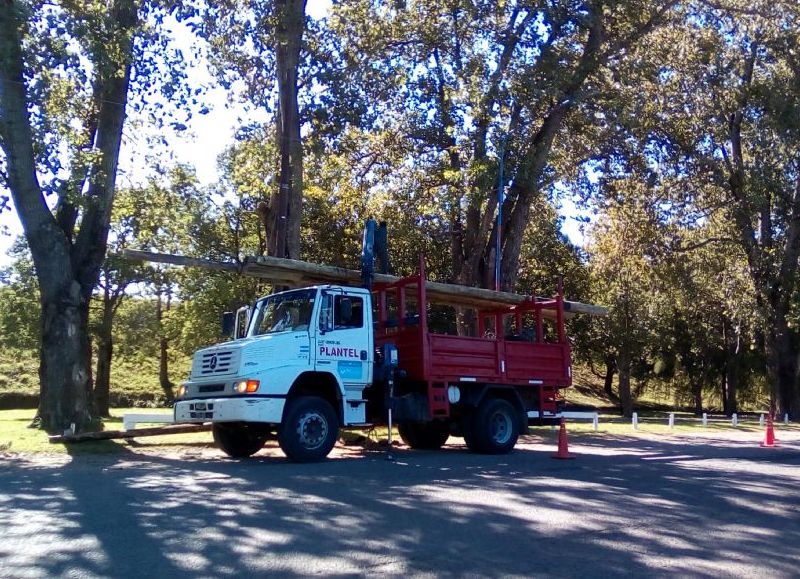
[177,385,188,398]
[234,379,260,393]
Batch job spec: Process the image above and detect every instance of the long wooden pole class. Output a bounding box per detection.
[121,249,608,316]
[49,423,212,444]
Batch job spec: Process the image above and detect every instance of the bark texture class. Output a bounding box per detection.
[268,0,306,259]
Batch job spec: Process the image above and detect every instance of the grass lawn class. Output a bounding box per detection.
[0,408,213,455]
[2,407,797,457]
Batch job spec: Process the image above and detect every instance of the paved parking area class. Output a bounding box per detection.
[1,431,799,577]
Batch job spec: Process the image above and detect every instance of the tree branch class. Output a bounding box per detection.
[0,0,71,294]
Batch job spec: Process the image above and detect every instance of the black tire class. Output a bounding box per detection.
[398,421,450,450]
[469,398,519,454]
[213,422,269,458]
[279,396,339,462]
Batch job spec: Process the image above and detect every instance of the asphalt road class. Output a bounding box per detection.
[1,431,799,578]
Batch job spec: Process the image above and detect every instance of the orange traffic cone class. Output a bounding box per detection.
[760,413,778,448]
[552,418,575,459]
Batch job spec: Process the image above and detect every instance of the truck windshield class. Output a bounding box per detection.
[250,289,317,335]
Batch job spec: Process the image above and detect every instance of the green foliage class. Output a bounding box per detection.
[7,0,800,418]
[0,239,39,351]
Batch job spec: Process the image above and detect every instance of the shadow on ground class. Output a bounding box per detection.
[1,432,799,577]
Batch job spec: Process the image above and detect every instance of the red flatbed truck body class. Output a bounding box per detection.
[372,261,571,423]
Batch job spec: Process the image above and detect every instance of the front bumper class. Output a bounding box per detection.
[174,397,285,424]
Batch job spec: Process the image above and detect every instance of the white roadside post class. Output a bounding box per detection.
[668,413,674,429]
[785,413,790,425]
[759,413,765,427]
[632,412,639,430]
[592,412,599,432]
[732,413,738,427]
[702,412,707,427]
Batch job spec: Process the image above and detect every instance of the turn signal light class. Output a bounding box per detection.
[234,379,260,393]
[177,385,187,398]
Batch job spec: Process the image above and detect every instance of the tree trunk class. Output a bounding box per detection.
[94,296,115,417]
[603,357,616,399]
[36,288,94,432]
[617,350,633,418]
[763,307,798,418]
[692,379,703,415]
[159,336,173,403]
[722,318,739,416]
[270,0,306,260]
[155,289,174,403]
[95,336,112,417]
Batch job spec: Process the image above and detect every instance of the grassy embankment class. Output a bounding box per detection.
[0,347,191,409]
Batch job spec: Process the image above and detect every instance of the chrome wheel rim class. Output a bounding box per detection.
[296,411,328,449]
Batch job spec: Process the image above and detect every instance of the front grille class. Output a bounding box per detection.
[192,349,240,378]
[198,383,225,393]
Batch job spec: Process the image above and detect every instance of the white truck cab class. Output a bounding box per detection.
[174,285,374,461]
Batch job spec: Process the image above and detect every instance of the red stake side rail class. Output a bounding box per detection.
[373,260,572,418]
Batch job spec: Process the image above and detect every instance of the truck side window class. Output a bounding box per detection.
[335,295,363,329]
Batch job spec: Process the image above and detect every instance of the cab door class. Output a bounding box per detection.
[315,291,372,389]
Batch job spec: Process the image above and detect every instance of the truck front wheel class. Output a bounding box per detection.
[469,398,519,454]
[213,422,269,458]
[279,396,339,462]
[398,421,450,450]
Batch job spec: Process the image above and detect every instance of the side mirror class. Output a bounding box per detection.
[222,311,235,338]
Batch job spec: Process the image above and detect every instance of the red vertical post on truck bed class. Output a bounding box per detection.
[418,254,429,377]
[556,276,565,343]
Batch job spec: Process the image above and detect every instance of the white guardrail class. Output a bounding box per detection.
[528,411,599,431]
[631,411,791,430]
[528,410,791,432]
[122,409,789,433]
[122,413,175,431]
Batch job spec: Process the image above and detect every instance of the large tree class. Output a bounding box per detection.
[202,0,307,259]
[0,1,193,432]
[321,0,678,291]
[605,0,800,415]
[0,0,139,433]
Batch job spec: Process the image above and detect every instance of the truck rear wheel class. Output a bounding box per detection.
[469,398,519,454]
[279,396,339,462]
[213,422,269,458]
[398,421,450,450]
